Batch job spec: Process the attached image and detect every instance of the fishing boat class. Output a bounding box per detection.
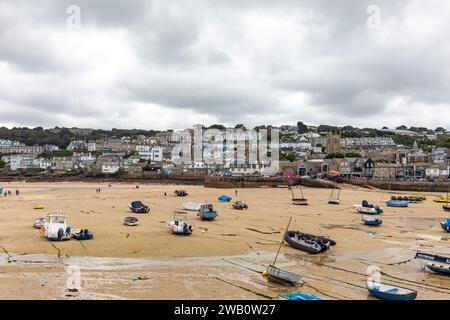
[415,252,450,275]
[218,195,232,202]
[366,281,417,300]
[328,185,341,205]
[33,218,47,229]
[353,201,383,215]
[72,229,94,240]
[441,219,450,233]
[42,214,71,241]
[168,211,193,235]
[128,201,150,214]
[279,291,327,300]
[174,190,188,197]
[284,231,336,254]
[197,203,218,221]
[362,215,383,226]
[123,216,139,226]
[386,200,409,208]
[266,265,301,286]
[231,201,248,210]
[290,185,308,206]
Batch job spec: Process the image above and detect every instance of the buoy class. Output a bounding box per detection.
[40,226,46,234]
[262,271,268,277]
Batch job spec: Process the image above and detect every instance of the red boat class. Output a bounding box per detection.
[232,201,248,210]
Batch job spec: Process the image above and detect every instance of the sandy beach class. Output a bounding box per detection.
[0,181,449,300]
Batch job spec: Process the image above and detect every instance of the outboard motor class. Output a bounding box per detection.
[57,228,64,239]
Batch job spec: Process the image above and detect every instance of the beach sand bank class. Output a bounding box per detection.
[0,182,449,299]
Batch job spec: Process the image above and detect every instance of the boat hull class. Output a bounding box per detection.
[292,198,308,206]
[279,292,326,300]
[426,263,450,275]
[266,265,301,286]
[366,282,417,301]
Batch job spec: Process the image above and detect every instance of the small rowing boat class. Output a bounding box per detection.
[366,281,417,300]
[386,200,409,208]
[266,265,301,286]
[362,215,383,226]
[284,231,336,254]
[279,291,326,300]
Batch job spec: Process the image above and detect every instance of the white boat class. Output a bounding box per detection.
[43,214,71,241]
[168,211,193,235]
[353,201,383,215]
[182,202,202,211]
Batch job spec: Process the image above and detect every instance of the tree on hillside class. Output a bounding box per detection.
[296,121,308,134]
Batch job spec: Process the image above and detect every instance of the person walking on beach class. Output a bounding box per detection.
[235,189,238,197]
[15,190,19,196]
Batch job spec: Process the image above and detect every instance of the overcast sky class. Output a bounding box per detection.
[0,0,449,130]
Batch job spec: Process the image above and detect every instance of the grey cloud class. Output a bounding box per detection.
[0,0,449,130]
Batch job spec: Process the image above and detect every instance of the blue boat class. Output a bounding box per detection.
[218,195,232,202]
[366,281,417,300]
[128,201,150,214]
[415,252,450,275]
[279,291,327,301]
[386,200,409,208]
[440,219,450,233]
[197,203,218,221]
[362,215,383,226]
[425,263,450,275]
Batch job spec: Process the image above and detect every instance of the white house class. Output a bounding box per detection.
[9,155,35,170]
[138,147,163,161]
[33,158,52,169]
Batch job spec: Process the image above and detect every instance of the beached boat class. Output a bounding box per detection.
[284,231,336,254]
[72,229,94,240]
[168,211,193,235]
[434,196,450,203]
[197,203,218,221]
[391,195,425,203]
[425,263,450,275]
[129,201,150,214]
[279,291,327,300]
[366,281,417,300]
[328,186,341,205]
[444,205,450,212]
[174,190,188,197]
[415,252,450,264]
[124,216,139,226]
[33,218,47,229]
[218,195,232,202]
[353,201,383,215]
[386,200,409,208]
[441,219,450,233]
[33,205,45,210]
[182,202,202,211]
[415,252,450,275]
[42,214,71,241]
[290,186,308,206]
[362,215,383,226]
[266,265,301,286]
[231,201,248,210]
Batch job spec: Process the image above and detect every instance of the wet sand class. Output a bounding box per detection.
[0,181,449,300]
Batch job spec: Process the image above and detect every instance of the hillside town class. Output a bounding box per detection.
[0,124,449,182]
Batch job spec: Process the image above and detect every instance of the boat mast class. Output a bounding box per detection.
[272,217,293,266]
